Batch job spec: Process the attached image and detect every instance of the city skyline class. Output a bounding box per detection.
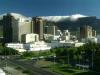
[0,0,100,18]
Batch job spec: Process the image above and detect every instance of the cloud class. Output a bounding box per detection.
[41,14,87,22]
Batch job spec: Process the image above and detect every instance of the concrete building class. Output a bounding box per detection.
[18,18,32,42]
[6,43,26,52]
[6,41,51,52]
[21,33,39,43]
[3,13,32,43]
[3,13,18,43]
[28,41,51,51]
[51,40,84,48]
[80,25,93,39]
[81,37,97,43]
[44,29,71,42]
[62,30,70,41]
[6,40,84,52]
[32,17,44,40]
[80,25,97,43]
[44,24,60,35]
[44,26,62,41]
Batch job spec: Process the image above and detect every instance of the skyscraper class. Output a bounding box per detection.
[3,13,18,43]
[80,25,93,39]
[3,13,32,43]
[32,17,44,40]
[18,18,31,42]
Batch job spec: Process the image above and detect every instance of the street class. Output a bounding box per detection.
[7,56,60,75]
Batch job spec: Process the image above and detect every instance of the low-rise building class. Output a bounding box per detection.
[21,33,39,43]
[6,43,26,52]
[6,41,51,52]
[28,41,51,51]
[81,37,97,43]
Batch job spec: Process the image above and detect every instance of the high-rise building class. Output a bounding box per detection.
[3,13,18,43]
[80,25,93,39]
[32,17,44,40]
[18,18,31,42]
[44,22,60,35]
[3,13,32,43]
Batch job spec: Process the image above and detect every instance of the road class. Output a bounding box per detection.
[7,57,60,75]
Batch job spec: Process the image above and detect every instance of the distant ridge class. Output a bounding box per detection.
[0,13,87,22]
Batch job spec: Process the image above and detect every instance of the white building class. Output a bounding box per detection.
[6,43,26,52]
[62,30,70,41]
[6,41,51,52]
[28,41,51,51]
[51,40,84,48]
[6,40,84,52]
[21,33,39,43]
[81,37,97,43]
[6,28,85,52]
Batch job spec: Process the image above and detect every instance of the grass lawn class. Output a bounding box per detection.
[36,60,100,75]
[48,64,86,75]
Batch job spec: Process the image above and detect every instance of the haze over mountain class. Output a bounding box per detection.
[56,16,98,30]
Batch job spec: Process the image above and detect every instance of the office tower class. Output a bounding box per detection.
[32,17,44,40]
[80,25,92,39]
[44,22,59,35]
[18,18,31,42]
[3,13,18,43]
[3,13,32,43]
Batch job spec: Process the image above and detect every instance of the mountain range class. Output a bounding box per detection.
[40,14,100,31]
[41,14,87,22]
[0,13,100,32]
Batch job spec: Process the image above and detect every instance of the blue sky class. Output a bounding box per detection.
[0,0,100,18]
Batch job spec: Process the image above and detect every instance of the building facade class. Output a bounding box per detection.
[31,17,44,40]
[3,13,32,43]
[21,33,39,43]
[3,13,18,43]
[18,18,32,42]
[80,25,93,39]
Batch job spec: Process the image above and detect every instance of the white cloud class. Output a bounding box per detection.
[41,14,87,22]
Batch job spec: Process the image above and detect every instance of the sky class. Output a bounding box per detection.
[0,0,100,18]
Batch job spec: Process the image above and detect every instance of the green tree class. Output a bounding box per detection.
[21,51,36,58]
[0,46,18,55]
